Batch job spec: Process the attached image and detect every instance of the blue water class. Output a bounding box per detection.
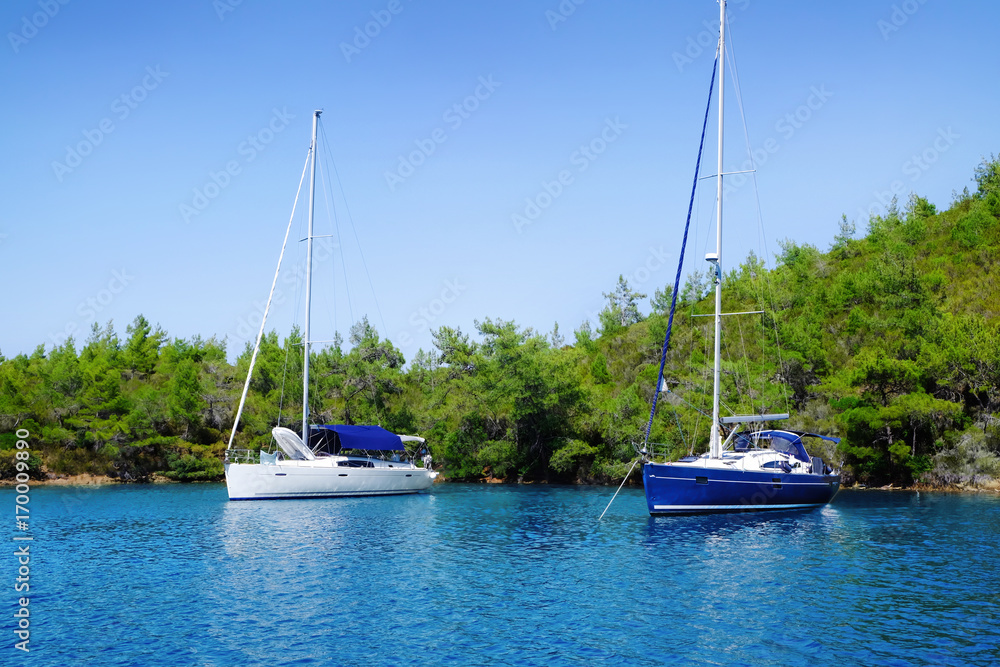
[15,484,1000,666]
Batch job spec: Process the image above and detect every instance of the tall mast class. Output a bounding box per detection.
[709,0,725,459]
[302,109,321,443]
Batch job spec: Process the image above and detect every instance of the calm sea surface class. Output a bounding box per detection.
[16,484,1000,666]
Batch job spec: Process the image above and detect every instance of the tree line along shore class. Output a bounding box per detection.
[3,157,999,490]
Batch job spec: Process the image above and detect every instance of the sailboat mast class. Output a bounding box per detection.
[709,0,725,460]
[302,109,321,444]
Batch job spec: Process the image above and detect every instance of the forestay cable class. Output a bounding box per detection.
[642,49,720,448]
[319,121,389,338]
[725,14,791,417]
[600,50,720,521]
[227,149,312,451]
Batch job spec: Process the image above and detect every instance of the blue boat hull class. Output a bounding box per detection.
[643,462,840,515]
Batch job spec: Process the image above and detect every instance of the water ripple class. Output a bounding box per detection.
[23,484,1000,666]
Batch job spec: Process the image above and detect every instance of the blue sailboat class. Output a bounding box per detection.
[643,425,841,514]
[641,0,840,515]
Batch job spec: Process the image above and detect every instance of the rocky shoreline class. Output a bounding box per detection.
[1,473,181,486]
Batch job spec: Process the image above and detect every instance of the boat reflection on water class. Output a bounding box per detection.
[642,505,840,545]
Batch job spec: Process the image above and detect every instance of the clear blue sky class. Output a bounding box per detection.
[2,0,998,361]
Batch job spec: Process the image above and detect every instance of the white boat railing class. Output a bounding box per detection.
[225,449,263,465]
[224,448,430,468]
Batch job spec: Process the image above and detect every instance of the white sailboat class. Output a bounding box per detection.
[224,110,438,500]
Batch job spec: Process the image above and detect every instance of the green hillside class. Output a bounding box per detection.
[3,156,999,488]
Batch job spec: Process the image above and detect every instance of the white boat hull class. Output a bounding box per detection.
[225,459,438,500]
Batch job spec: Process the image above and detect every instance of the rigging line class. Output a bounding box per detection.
[316,152,343,343]
[315,144,356,333]
[720,316,742,411]
[669,403,687,450]
[648,393,690,458]
[277,328,292,427]
[693,322,712,455]
[752,222,790,413]
[725,18,770,282]
[771,302,791,415]
[719,397,738,417]
[309,133,340,344]
[227,148,312,451]
[725,13,791,416]
[755,285,774,414]
[642,48,719,447]
[735,314,756,414]
[280,203,308,434]
[315,123,355,333]
[598,458,639,521]
[281,183,308,430]
[759,301,781,414]
[665,387,712,421]
[290,226,306,412]
[319,121,388,339]
[724,12,767,259]
[756,233,791,414]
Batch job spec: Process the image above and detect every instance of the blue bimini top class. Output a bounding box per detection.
[312,424,405,451]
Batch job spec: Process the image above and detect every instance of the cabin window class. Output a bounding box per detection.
[338,460,375,468]
[695,476,708,485]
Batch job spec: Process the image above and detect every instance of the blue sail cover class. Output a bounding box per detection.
[312,424,404,451]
